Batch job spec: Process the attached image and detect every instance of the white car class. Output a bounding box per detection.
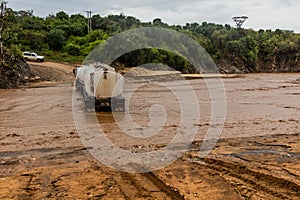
[23,52,45,62]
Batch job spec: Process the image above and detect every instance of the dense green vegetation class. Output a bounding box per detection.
[3,9,300,73]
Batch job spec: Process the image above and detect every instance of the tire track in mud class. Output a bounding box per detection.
[3,144,300,199]
[115,171,184,200]
[1,147,184,199]
[143,172,184,200]
[19,164,184,199]
[190,157,300,199]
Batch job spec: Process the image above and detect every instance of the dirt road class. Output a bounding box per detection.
[0,62,300,199]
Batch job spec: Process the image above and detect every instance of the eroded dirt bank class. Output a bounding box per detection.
[0,62,300,199]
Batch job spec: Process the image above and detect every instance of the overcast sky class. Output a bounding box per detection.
[9,0,300,33]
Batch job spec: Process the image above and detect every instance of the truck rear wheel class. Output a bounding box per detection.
[111,96,125,112]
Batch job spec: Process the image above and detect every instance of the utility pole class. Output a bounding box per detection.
[0,1,7,59]
[84,11,93,34]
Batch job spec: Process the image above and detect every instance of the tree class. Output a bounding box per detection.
[20,16,44,30]
[91,14,102,30]
[15,10,33,17]
[70,14,85,21]
[56,11,68,21]
[0,1,7,58]
[126,16,141,29]
[47,28,66,50]
[153,18,163,26]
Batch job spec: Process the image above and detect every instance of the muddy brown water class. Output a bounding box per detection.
[0,72,300,199]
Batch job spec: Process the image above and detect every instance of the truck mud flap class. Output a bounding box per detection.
[95,96,125,112]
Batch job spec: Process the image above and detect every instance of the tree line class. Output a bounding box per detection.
[3,9,300,73]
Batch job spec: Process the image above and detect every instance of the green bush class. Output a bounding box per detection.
[64,43,81,56]
[47,28,66,50]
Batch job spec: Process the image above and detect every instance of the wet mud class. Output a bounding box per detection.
[0,63,299,199]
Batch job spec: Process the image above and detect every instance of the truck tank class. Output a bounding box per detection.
[75,63,125,112]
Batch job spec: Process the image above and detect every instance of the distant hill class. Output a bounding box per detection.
[1,9,300,87]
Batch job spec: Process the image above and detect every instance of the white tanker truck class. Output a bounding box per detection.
[74,63,125,112]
